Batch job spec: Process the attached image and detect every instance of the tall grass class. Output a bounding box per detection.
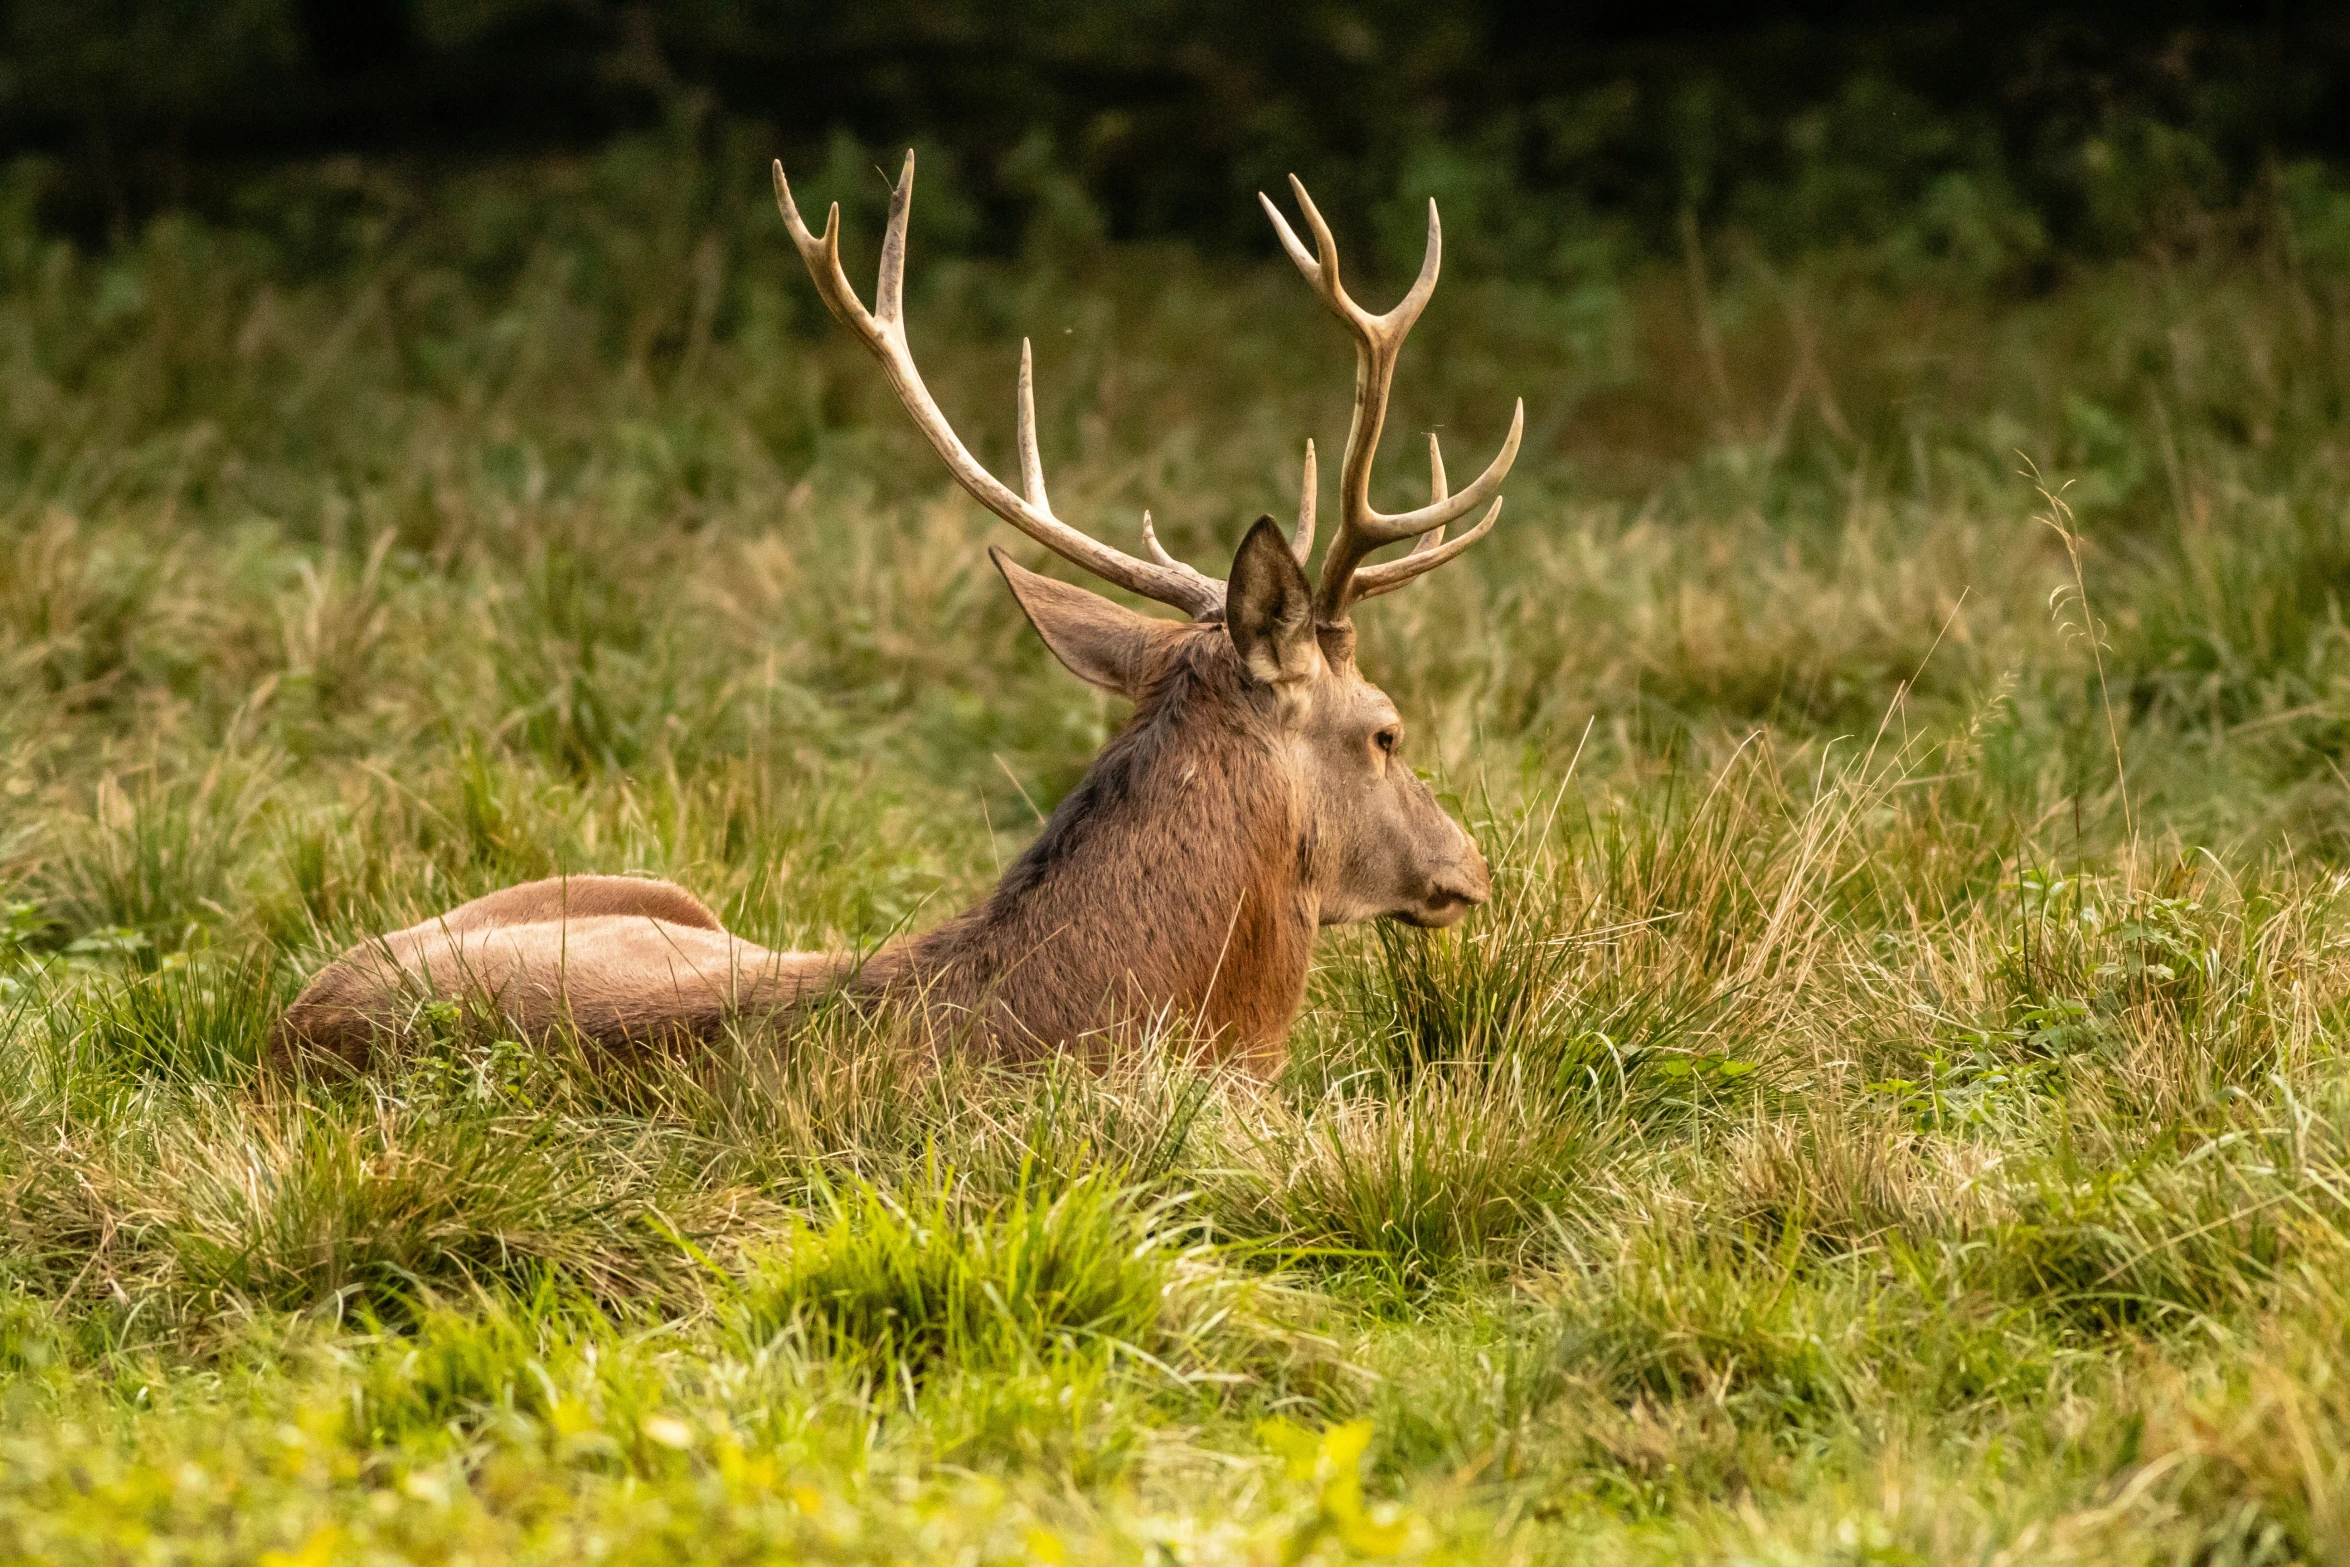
[6,134,2350,1560]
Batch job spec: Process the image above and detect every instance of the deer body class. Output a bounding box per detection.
[274,152,1517,1075]
[276,888,846,1074]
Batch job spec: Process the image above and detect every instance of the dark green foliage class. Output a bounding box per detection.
[8,4,2343,280]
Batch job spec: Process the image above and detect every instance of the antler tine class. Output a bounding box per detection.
[1352,497,1504,601]
[772,163,871,338]
[1386,196,1444,334]
[775,150,1223,620]
[1258,188,1328,301]
[1266,178,1514,620]
[1292,439,1317,565]
[1351,434,1453,595]
[1364,398,1524,542]
[1140,512,1180,569]
[875,150,913,327]
[1381,433,1454,573]
[1015,339,1049,510]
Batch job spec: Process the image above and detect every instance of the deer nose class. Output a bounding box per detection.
[1415,842,1491,927]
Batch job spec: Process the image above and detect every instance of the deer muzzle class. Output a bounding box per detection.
[1402,839,1492,928]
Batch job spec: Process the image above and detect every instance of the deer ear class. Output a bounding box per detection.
[1226,515,1319,686]
[991,548,1167,698]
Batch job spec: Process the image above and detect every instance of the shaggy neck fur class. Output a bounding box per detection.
[857,630,1316,1063]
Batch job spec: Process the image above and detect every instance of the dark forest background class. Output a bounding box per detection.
[7,1,2349,267]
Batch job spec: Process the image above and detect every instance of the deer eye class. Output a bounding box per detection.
[1374,727,1401,756]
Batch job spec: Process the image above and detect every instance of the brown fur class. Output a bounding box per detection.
[281,162,1514,1078]
[850,623,1319,1068]
[271,875,854,1075]
[274,540,1489,1077]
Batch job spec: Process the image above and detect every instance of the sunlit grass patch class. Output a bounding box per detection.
[730,1169,1241,1387]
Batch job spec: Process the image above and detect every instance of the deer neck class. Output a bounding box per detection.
[874,678,1315,1060]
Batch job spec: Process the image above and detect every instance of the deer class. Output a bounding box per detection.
[271,151,1521,1077]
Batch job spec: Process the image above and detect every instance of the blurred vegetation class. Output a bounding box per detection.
[7,1,2348,276]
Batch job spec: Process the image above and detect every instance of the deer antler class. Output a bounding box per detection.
[1260,176,1521,622]
[774,151,1227,620]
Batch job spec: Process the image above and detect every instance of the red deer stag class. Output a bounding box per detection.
[273,151,1519,1074]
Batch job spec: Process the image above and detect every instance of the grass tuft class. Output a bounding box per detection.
[730,1169,1207,1386]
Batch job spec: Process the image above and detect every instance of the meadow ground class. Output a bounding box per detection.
[9,135,2350,1563]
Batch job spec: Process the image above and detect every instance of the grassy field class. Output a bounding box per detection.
[8,133,2350,1563]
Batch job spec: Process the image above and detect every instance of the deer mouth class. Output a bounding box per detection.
[1426,847,1494,926]
[1396,875,1488,928]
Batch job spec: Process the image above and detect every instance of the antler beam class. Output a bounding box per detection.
[1260,176,1522,621]
[774,152,1514,628]
[774,150,1225,620]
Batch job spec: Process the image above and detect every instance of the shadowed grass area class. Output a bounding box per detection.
[8,133,2350,1561]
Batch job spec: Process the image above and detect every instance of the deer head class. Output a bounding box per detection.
[772,152,1513,935]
